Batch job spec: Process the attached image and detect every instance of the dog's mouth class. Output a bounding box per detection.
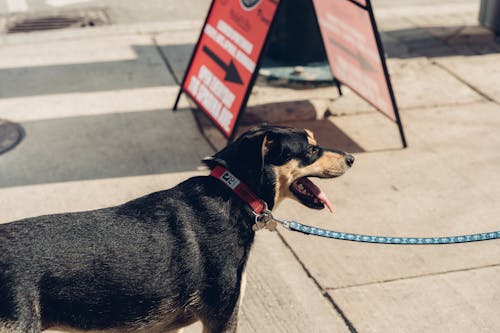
[290,177,334,213]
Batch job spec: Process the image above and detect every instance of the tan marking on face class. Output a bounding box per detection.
[273,159,301,207]
[272,150,350,207]
[300,151,350,178]
[304,129,317,145]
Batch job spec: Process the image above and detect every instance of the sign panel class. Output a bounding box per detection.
[180,0,280,137]
[313,0,396,121]
[352,0,367,6]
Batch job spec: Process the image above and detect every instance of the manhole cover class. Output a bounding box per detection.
[0,119,24,155]
[6,9,109,33]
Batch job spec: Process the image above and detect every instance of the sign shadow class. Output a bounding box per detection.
[193,99,365,153]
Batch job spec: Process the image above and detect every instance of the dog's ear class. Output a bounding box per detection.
[203,129,273,186]
[202,156,228,169]
[261,130,288,166]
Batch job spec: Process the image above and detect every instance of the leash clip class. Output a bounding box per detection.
[252,203,278,232]
[252,203,293,232]
[269,215,291,230]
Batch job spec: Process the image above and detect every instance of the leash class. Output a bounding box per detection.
[272,216,500,245]
[210,166,500,245]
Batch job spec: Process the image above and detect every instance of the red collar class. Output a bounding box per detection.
[210,166,267,214]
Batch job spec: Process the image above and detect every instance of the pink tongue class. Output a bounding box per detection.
[299,178,334,213]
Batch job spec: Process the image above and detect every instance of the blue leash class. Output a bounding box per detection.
[283,220,500,244]
[265,214,500,245]
[215,167,500,245]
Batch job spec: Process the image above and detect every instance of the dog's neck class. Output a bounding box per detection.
[210,166,268,215]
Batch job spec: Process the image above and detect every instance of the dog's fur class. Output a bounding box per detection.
[0,126,353,333]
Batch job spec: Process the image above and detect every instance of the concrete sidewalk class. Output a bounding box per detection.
[1,1,499,332]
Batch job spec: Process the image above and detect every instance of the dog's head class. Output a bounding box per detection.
[203,125,354,211]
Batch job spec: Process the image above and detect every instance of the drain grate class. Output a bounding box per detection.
[6,9,110,33]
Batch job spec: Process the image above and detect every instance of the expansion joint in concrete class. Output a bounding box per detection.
[432,60,497,105]
[328,262,500,292]
[276,232,358,333]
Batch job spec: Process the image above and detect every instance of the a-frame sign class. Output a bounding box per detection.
[173,0,282,140]
[174,0,407,147]
[312,0,406,147]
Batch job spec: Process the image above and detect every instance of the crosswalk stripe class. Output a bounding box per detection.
[46,0,94,7]
[6,0,28,12]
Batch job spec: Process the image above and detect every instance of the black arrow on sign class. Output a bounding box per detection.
[202,45,243,85]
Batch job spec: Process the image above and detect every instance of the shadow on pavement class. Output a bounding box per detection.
[382,25,500,58]
[0,45,178,99]
[0,108,212,188]
[156,43,195,83]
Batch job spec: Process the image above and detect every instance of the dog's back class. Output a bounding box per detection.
[0,176,252,332]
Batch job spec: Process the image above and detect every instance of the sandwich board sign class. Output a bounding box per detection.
[175,0,406,147]
[173,0,281,139]
[312,0,407,146]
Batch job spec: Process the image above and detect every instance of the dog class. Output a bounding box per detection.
[0,125,354,333]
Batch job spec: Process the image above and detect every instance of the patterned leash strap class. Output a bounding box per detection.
[275,219,500,245]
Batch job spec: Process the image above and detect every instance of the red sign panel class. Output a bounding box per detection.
[352,0,367,6]
[182,0,280,137]
[313,0,396,121]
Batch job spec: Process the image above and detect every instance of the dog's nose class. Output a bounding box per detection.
[345,154,355,167]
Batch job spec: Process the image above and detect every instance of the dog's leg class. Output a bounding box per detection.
[0,314,41,333]
[201,304,238,333]
[13,300,42,333]
[202,301,241,333]
[239,271,247,309]
[0,321,19,333]
[201,271,247,333]
[0,289,41,333]
[200,293,241,333]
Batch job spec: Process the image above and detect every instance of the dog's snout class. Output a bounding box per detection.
[345,154,355,167]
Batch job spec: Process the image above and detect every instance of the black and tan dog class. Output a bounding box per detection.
[0,125,354,333]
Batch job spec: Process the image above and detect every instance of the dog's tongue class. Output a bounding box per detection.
[300,177,334,213]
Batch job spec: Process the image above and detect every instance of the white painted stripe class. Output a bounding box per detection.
[6,0,28,12]
[0,33,198,69]
[46,0,94,7]
[0,87,186,122]
[375,3,477,19]
[0,41,138,69]
[0,21,201,47]
[0,170,205,223]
